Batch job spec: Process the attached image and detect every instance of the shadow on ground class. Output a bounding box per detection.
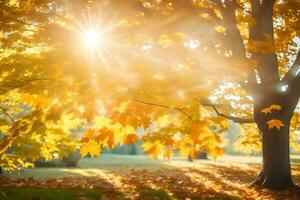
[2,155,300,200]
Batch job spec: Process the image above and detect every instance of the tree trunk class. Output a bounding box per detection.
[188,151,208,162]
[252,92,296,190]
[253,120,294,189]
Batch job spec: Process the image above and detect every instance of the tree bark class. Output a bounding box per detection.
[252,120,294,189]
[251,91,297,190]
[188,151,208,162]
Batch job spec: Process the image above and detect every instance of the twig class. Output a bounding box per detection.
[0,106,14,123]
[0,78,50,95]
[134,100,193,120]
[200,100,254,123]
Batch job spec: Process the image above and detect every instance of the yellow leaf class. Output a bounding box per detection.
[80,139,101,157]
[94,116,110,129]
[214,26,226,34]
[163,149,174,159]
[156,114,170,127]
[116,101,129,113]
[142,142,163,159]
[210,147,223,160]
[266,119,285,130]
[24,162,34,168]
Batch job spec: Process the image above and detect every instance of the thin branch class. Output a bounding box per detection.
[0,106,14,123]
[0,78,50,95]
[201,101,255,124]
[134,100,193,120]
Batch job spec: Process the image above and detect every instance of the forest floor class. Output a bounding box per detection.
[1,154,300,200]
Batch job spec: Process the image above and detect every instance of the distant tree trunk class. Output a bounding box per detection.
[188,151,208,162]
[0,167,2,174]
[251,90,298,189]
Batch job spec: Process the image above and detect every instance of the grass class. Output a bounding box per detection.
[13,154,300,178]
[3,154,300,199]
[14,154,165,177]
[0,187,104,200]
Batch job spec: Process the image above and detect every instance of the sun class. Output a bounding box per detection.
[82,30,102,49]
[74,11,132,63]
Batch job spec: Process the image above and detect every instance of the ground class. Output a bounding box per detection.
[1,154,300,200]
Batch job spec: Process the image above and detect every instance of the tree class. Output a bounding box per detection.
[0,0,83,171]
[136,0,300,189]
[188,0,300,189]
[0,0,299,190]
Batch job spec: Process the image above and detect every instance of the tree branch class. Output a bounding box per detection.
[248,0,279,86]
[0,78,50,95]
[281,50,300,86]
[201,101,255,123]
[222,0,246,60]
[250,0,261,17]
[134,100,193,120]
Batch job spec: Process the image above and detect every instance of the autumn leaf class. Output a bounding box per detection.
[80,139,101,157]
[93,116,110,129]
[214,25,226,34]
[114,101,129,113]
[164,138,175,146]
[270,104,282,111]
[80,137,89,143]
[84,129,96,139]
[261,104,282,115]
[266,119,285,130]
[124,133,138,144]
[163,149,174,159]
[142,142,163,159]
[210,147,224,160]
[156,114,170,127]
[96,127,111,142]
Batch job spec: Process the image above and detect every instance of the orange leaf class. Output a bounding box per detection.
[261,104,282,115]
[270,104,282,111]
[266,119,284,130]
[164,138,175,146]
[80,137,89,143]
[261,107,272,114]
[124,133,138,144]
[96,127,111,142]
[84,129,96,139]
